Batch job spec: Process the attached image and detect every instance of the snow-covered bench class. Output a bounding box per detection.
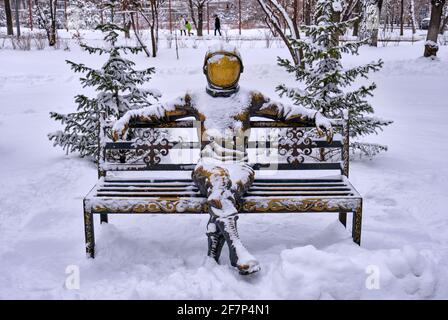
[83,116,363,258]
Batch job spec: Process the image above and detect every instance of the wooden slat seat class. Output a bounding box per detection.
[85,176,361,215]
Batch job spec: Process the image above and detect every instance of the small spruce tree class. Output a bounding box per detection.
[48,22,160,159]
[277,0,392,158]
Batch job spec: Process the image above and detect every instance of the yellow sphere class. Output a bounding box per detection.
[206,54,242,89]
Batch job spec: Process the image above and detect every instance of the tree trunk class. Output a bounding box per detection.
[188,0,198,31]
[400,0,404,36]
[155,2,159,53]
[257,0,301,66]
[305,0,311,25]
[353,19,359,36]
[440,14,448,34]
[359,0,382,46]
[137,0,159,57]
[302,0,306,23]
[424,0,446,57]
[331,10,341,46]
[409,0,416,34]
[49,0,57,46]
[122,1,129,38]
[151,0,158,57]
[292,0,300,37]
[390,4,394,31]
[64,0,68,31]
[5,0,14,35]
[150,25,157,57]
[130,12,151,57]
[123,12,131,38]
[353,1,360,36]
[197,4,204,36]
[238,0,242,35]
[28,0,33,30]
[14,0,21,37]
[124,22,131,38]
[341,0,358,21]
[376,0,383,42]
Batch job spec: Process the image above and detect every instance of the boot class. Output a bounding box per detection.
[206,218,225,263]
[215,216,261,275]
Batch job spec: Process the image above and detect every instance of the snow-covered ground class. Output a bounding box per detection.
[0,35,447,299]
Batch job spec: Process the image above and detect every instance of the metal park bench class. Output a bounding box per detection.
[83,115,363,258]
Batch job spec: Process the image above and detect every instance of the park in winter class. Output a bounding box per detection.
[0,0,447,301]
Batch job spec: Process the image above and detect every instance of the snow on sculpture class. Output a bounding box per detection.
[113,44,333,275]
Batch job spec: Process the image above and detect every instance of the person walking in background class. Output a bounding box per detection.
[215,14,222,36]
[179,15,187,36]
[185,20,193,36]
[214,15,222,36]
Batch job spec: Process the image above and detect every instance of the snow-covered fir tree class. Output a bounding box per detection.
[276,0,392,158]
[48,22,161,159]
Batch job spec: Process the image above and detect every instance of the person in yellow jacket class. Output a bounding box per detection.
[185,20,193,36]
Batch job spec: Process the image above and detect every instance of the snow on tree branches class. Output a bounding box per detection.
[33,0,60,46]
[257,0,303,66]
[48,22,161,159]
[67,0,101,32]
[276,0,392,158]
[359,0,381,46]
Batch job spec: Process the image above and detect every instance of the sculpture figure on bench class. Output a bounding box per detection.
[113,44,333,275]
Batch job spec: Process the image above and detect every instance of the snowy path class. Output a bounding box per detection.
[0,43,447,299]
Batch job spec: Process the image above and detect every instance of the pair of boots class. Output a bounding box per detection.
[207,215,260,275]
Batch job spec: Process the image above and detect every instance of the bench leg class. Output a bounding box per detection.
[352,202,363,246]
[100,214,108,224]
[84,210,95,258]
[338,212,347,228]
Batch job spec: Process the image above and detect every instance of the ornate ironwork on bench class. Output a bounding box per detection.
[83,114,362,258]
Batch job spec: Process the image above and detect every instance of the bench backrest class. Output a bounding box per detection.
[98,115,350,178]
